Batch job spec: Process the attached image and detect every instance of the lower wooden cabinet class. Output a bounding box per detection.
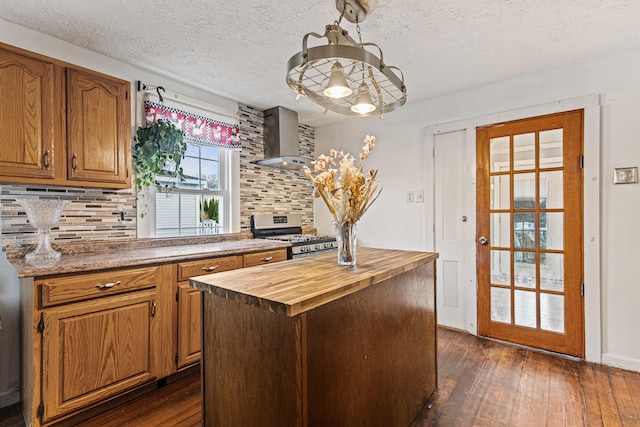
[177,284,203,369]
[41,290,158,422]
[21,248,287,426]
[175,249,287,369]
[24,264,173,427]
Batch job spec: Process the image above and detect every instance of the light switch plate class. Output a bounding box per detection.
[415,190,424,203]
[614,167,638,184]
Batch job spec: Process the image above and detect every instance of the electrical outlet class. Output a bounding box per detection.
[415,190,424,203]
[406,191,414,203]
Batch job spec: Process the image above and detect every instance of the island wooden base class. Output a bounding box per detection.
[200,261,436,427]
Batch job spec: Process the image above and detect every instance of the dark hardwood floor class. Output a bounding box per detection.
[3,327,640,426]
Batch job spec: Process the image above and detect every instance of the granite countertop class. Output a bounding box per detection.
[190,247,438,317]
[8,237,291,278]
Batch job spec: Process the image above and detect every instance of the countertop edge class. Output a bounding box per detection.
[10,240,291,278]
[190,248,439,317]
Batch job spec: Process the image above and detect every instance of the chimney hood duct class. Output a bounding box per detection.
[253,106,311,170]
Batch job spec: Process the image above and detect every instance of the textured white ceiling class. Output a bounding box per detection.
[2,0,640,126]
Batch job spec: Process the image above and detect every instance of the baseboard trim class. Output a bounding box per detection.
[602,353,640,373]
[0,388,20,409]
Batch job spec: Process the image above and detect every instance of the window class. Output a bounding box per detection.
[136,96,240,238]
[154,141,229,237]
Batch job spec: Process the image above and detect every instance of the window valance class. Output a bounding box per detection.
[144,100,241,150]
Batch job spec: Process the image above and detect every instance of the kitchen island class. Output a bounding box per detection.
[190,247,438,427]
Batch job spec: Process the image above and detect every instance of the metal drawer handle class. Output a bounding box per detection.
[260,256,273,262]
[202,266,219,272]
[43,150,50,169]
[72,153,78,171]
[151,300,157,317]
[95,280,121,289]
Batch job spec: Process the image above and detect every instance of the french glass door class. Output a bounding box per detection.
[476,110,584,357]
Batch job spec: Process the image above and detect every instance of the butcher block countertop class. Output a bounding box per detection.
[8,237,290,278]
[190,247,438,317]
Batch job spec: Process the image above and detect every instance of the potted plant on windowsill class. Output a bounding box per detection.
[132,119,187,216]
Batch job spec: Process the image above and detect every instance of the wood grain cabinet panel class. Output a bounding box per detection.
[66,69,130,185]
[0,42,131,189]
[176,255,241,369]
[243,249,287,267]
[0,46,60,180]
[177,255,242,282]
[40,266,159,307]
[41,289,157,423]
[177,284,203,369]
[176,251,286,369]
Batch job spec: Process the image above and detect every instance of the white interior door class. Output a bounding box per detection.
[435,130,467,330]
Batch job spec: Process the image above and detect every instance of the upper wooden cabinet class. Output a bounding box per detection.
[0,47,62,179]
[67,69,130,185]
[0,43,131,189]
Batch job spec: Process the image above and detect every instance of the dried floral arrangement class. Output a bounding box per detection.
[304,135,382,226]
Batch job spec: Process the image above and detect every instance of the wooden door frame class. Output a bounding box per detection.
[476,110,584,357]
[424,95,602,363]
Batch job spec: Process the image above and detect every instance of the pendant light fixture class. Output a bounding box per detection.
[286,0,406,118]
[324,61,353,98]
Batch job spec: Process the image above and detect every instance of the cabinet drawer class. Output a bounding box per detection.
[177,255,242,281]
[39,266,159,307]
[243,249,287,268]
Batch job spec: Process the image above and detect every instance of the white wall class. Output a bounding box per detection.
[316,49,640,372]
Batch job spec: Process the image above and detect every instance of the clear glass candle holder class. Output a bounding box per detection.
[16,199,70,265]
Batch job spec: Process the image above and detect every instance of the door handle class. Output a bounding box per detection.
[478,236,488,245]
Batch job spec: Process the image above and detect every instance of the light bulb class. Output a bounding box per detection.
[324,62,352,99]
[350,83,376,114]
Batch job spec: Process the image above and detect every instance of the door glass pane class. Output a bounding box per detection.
[540,212,563,250]
[491,287,511,323]
[514,252,536,288]
[541,293,565,333]
[490,175,510,210]
[514,133,535,170]
[515,290,537,328]
[514,173,536,209]
[540,253,564,291]
[490,250,511,285]
[540,129,563,168]
[490,213,510,247]
[514,212,536,249]
[490,136,510,172]
[540,171,563,209]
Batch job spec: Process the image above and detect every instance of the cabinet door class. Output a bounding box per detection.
[66,68,130,185]
[0,46,59,179]
[177,283,202,369]
[41,289,157,422]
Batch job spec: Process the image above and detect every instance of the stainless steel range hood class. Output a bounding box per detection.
[253,106,311,170]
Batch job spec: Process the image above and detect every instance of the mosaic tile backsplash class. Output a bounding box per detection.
[1,104,315,246]
[1,186,137,245]
[238,104,315,231]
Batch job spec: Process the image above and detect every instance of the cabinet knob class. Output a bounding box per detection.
[95,280,121,289]
[202,266,219,272]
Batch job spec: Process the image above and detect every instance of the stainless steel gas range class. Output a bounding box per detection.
[251,213,337,259]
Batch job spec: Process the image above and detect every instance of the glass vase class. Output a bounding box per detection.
[335,221,357,266]
[16,199,70,265]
